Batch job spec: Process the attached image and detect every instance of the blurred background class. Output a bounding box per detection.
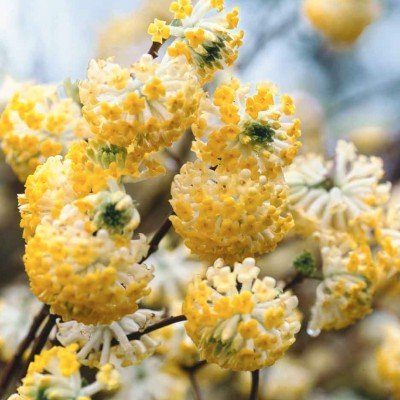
[1,1,400,398]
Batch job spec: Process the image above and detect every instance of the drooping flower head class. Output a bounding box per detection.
[24,203,153,324]
[193,80,301,176]
[170,160,293,263]
[10,345,120,400]
[304,0,380,46]
[0,84,90,181]
[57,308,162,367]
[79,54,202,161]
[285,140,390,235]
[183,258,301,371]
[150,0,243,83]
[308,232,378,335]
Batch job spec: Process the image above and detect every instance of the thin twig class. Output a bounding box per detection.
[188,370,204,400]
[0,304,49,395]
[140,216,173,263]
[249,370,260,400]
[148,41,163,59]
[182,360,207,373]
[21,314,57,377]
[109,314,186,346]
[283,271,305,291]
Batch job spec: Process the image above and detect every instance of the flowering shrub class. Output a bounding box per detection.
[0,1,398,400]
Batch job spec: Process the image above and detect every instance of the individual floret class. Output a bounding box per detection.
[183,258,301,371]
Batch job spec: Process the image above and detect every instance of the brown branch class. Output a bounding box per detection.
[148,41,164,59]
[140,215,173,263]
[283,271,305,291]
[0,304,49,395]
[110,314,186,346]
[249,370,260,400]
[182,360,207,373]
[21,313,57,377]
[188,370,204,400]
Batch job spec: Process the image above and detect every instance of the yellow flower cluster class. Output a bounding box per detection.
[193,79,301,177]
[0,84,89,181]
[149,0,243,83]
[9,345,120,400]
[308,232,378,335]
[79,54,202,177]
[57,308,162,367]
[377,327,400,399]
[170,160,293,263]
[24,199,153,324]
[304,0,380,45]
[183,258,301,371]
[285,140,390,235]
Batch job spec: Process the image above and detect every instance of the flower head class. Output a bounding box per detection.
[148,18,171,43]
[12,345,120,400]
[170,160,293,263]
[193,80,301,176]
[0,84,90,181]
[24,204,153,324]
[79,54,202,160]
[304,0,380,45]
[285,140,390,235]
[308,232,378,335]
[183,258,301,371]
[163,0,243,83]
[57,308,162,367]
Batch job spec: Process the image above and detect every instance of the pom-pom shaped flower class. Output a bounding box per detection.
[183,258,301,371]
[79,54,202,159]
[304,0,380,46]
[24,204,153,324]
[193,80,301,175]
[376,326,400,399]
[10,345,120,400]
[170,160,293,263]
[308,232,378,335]
[0,84,90,181]
[57,308,162,367]
[163,0,243,83]
[285,140,390,235]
